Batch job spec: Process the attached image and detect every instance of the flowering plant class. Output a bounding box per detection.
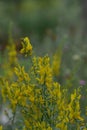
[0,37,87,130]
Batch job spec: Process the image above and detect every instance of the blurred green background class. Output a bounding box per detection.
[0,0,87,84]
[0,0,85,44]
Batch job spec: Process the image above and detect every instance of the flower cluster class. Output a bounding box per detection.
[0,37,86,130]
[20,37,32,56]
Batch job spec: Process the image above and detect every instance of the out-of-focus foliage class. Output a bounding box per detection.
[0,0,83,41]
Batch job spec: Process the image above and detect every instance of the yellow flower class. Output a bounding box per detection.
[0,126,2,130]
[36,56,53,88]
[20,37,32,56]
[14,65,30,81]
[56,121,68,130]
[7,43,17,61]
[83,128,87,130]
[52,46,62,76]
[47,126,52,130]
[68,89,84,122]
[29,95,35,102]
